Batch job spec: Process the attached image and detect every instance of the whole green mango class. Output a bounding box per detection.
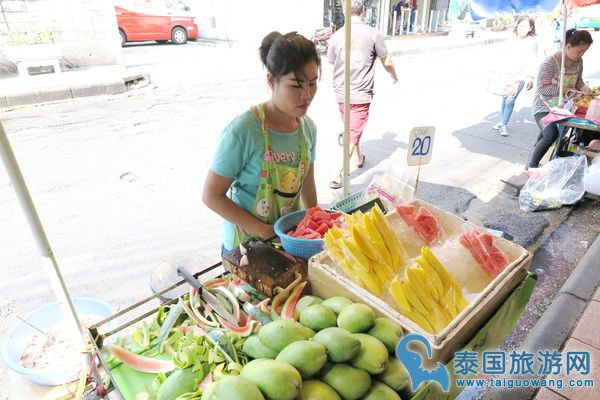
[240,359,302,400]
[201,375,265,400]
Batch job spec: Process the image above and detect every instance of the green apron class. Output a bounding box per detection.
[556,54,580,96]
[232,103,310,247]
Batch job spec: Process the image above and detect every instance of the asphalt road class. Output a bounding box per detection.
[1,34,599,398]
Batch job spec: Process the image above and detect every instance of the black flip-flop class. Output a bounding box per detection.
[357,155,366,168]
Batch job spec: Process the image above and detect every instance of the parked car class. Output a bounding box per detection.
[115,5,199,46]
[449,19,483,38]
[572,5,600,31]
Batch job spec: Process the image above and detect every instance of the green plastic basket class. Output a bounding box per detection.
[332,190,385,214]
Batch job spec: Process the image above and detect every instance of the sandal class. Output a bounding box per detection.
[329,179,342,190]
[357,155,366,168]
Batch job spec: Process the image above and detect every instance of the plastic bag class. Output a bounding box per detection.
[365,172,416,210]
[519,155,587,212]
[584,154,600,195]
[486,71,520,96]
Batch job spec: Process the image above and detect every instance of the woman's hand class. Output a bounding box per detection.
[580,84,592,95]
[256,223,275,241]
[526,79,534,91]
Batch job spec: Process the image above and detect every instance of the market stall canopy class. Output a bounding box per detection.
[449,0,600,19]
[566,0,600,7]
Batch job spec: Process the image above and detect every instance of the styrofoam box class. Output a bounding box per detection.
[308,200,531,364]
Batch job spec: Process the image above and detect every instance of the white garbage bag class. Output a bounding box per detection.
[519,155,588,212]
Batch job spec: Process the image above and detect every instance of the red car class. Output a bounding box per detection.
[115,5,199,46]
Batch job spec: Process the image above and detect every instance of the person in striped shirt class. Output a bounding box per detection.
[527,29,593,169]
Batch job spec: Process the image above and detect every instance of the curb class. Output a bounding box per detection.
[485,233,600,400]
[0,34,507,109]
[388,36,507,57]
[1,76,127,109]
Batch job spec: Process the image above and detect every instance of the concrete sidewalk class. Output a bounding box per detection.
[0,31,509,109]
[485,234,600,400]
[0,65,135,108]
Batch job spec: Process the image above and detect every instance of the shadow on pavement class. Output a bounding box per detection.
[451,107,539,164]
[351,131,406,180]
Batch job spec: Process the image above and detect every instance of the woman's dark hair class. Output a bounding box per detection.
[259,31,321,81]
[565,29,593,47]
[513,16,536,37]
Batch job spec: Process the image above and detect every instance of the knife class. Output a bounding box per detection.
[177,267,239,327]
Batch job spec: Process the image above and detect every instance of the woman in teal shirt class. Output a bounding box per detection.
[203,31,320,252]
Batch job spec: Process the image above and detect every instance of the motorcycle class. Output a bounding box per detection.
[312,26,335,54]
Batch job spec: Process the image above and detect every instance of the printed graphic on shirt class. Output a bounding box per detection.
[264,150,299,165]
[256,198,271,218]
[350,38,365,70]
[275,171,300,198]
[280,201,295,216]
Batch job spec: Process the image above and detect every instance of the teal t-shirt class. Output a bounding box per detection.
[209,110,317,250]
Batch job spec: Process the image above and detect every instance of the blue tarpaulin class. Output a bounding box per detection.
[448,0,560,19]
[449,0,600,20]
[470,0,559,18]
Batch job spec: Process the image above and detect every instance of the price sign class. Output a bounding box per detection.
[407,126,435,166]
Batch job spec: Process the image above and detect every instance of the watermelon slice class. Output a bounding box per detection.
[459,230,509,278]
[108,345,175,374]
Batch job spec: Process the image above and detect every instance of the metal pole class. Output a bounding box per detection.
[428,11,433,33]
[343,0,351,195]
[558,0,567,106]
[0,122,99,383]
[421,0,429,32]
[392,10,397,36]
[434,10,440,32]
[412,11,418,33]
[399,10,405,35]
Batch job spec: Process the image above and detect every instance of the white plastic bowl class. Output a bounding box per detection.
[0,297,115,386]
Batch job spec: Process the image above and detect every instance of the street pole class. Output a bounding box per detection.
[558,0,567,106]
[0,121,100,387]
[399,10,405,35]
[421,0,429,32]
[343,0,351,196]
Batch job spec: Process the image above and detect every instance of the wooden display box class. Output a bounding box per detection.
[308,200,531,364]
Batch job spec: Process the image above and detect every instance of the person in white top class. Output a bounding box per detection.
[492,16,538,137]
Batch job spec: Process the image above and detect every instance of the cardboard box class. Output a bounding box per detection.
[308,200,531,363]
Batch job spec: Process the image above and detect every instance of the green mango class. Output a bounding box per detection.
[157,368,200,400]
[276,340,327,378]
[299,304,337,332]
[375,357,410,392]
[350,333,389,374]
[296,380,341,400]
[337,303,375,333]
[258,319,315,352]
[361,381,402,400]
[368,318,404,353]
[321,363,371,400]
[240,359,302,400]
[242,334,279,359]
[294,295,324,320]
[312,327,361,362]
[201,375,265,400]
[320,296,353,315]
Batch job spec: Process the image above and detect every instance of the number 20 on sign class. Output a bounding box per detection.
[407,126,435,166]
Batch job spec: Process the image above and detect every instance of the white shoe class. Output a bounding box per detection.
[492,123,502,130]
[499,125,508,136]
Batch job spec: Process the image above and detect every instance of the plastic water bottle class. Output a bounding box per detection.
[575,141,586,156]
